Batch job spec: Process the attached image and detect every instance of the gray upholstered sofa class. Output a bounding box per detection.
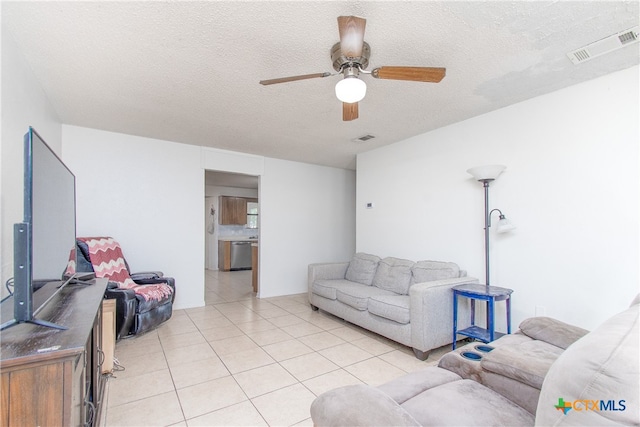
[311,294,639,426]
[308,253,478,359]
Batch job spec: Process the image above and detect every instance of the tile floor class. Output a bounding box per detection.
[103,270,453,426]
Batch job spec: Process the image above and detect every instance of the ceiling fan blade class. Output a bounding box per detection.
[371,66,446,83]
[338,16,366,58]
[259,72,331,86]
[343,102,358,121]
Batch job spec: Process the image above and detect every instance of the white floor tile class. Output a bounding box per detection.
[233,363,298,398]
[104,269,449,427]
[108,368,175,408]
[261,339,315,362]
[297,331,346,351]
[302,369,364,397]
[251,383,316,426]
[279,352,340,382]
[209,335,260,356]
[318,342,374,367]
[186,401,268,426]
[344,357,407,386]
[176,376,247,419]
[106,391,184,426]
[164,342,218,367]
[218,347,276,374]
[169,356,231,390]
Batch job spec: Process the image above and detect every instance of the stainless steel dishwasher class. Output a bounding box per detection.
[230,241,252,270]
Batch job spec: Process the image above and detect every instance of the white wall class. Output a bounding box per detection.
[259,157,356,297]
[1,27,62,296]
[201,150,357,298]
[357,66,639,331]
[62,131,356,307]
[62,126,204,309]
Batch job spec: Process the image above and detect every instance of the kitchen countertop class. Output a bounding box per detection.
[218,236,258,242]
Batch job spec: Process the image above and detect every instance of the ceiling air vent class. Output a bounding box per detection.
[352,134,376,143]
[568,26,639,65]
[618,29,638,45]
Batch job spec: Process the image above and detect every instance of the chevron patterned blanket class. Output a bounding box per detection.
[77,237,173,302]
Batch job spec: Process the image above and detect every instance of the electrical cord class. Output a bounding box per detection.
[113,357,125,371]
[1,277,14,303]
[104,357,126,379]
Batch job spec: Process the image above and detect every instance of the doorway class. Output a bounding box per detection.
[204,170,259,298]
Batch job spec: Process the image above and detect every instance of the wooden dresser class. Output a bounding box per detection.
[1,278,108,426]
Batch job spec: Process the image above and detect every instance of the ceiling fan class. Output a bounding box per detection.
[259,16,446,121]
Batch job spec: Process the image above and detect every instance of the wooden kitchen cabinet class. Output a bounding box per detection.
[218,240,231,271]
[219,196,259,226]
[219,196,248,225]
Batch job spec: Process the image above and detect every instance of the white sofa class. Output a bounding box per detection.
[308,253,478,359]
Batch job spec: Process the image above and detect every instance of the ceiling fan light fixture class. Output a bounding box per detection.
[335,76,366,103]
[259,16,446,121]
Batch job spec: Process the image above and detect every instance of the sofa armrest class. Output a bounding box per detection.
[410,276,479,352]
[310,385,420,427]
[130,271,163,281]
[131,276,176,303]
[131,276,175,287]
[308,262,349,282]
[518,317,589,350]
[308,262,349,300]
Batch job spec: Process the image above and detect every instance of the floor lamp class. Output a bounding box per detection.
[467,165,515,292]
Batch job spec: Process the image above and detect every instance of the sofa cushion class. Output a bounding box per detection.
[411,260,460,284]
[377,366,462,405]
[372,257,415,294]
[345,253,380,286]
[368,295,411,324]
[401,379,534,426]
[310,384,421,427]
[312,279,355,300]
[336,283,396,311]
[480,340,563,390]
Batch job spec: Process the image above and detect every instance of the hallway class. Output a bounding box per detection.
[205,269,254,304]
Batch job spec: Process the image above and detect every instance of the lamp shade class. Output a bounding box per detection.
[496,216,516,233]
[467,165,506,181]
[335,77,367,103]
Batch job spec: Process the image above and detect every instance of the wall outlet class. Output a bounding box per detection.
[366,202,374,209]
[535,306,547,317]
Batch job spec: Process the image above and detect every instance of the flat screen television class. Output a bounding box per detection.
[1,127,80,331]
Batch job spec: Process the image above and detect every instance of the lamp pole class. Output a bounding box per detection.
[482,180,491,292]
[467,164,515,336]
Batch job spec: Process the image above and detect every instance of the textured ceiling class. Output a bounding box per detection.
[3,1,639,170]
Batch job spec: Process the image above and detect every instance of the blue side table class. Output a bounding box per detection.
[452,283,513,349]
